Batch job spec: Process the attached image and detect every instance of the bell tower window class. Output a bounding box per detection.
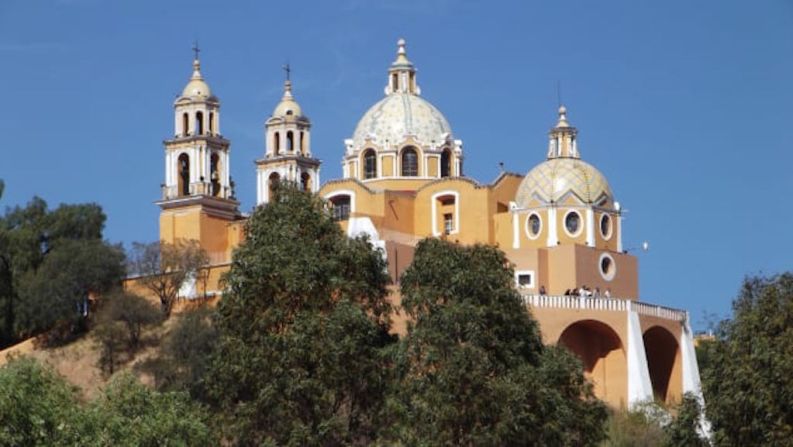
[401,147,418,177]
[441,149,451,177]
[196,112,204,135]
[209,112,214,135]
[210,153,221,197]
[300,131,305,154]
[268,172,280,201]
[301,172,311,191]
[274,132,280,155]
[363,149,377,179]
[182,113,189,137]
[178,153,190,196]
[286,131,294,151]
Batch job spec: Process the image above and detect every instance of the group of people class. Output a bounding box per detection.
[536,285,611,298]
[563,285,610,298]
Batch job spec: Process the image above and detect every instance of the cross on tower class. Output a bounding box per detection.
[192,41,200,60]
[282,63,291,81]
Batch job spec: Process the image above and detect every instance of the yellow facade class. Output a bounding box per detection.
[146,40,702,409]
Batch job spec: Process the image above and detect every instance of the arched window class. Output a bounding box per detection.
[441,149,451,177]
[268,172,280,201]
[300,131,305,154]
[301,172,311,191]
[209,112,214,134]
[363,149,377,179]
[274,132,280,155]
[182,113,189,136]
[286,131,294,151]
[392,73,399,91]
[401,147,418,176]
[178,153,190,196]
[210,153,221,197]
[196,111,204,135]
[330,195,351,221]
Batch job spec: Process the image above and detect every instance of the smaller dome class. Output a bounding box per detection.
[272,80,303,117]
[181,59,212,98]
[515,158,612,207]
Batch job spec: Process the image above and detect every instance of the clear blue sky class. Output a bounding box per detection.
[1,0,791,329]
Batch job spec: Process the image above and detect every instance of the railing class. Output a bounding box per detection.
[520,294,687,322]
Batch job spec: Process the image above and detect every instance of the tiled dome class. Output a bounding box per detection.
[516,158,612,207]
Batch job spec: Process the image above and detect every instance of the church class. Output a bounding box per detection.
[153,39,703,409]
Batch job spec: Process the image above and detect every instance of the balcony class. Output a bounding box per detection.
[520,294,688,322]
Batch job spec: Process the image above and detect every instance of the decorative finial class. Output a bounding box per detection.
[397,38,406,55]
[191,41,202,78]
[557,105,569,127]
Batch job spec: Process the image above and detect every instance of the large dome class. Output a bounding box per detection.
[515,158,612,207]
[351,93,452,150]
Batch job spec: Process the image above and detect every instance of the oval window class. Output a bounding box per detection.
[527,213,541,239]
[599,253,616,281]
[600,214,612,239]
[564,211,581,236]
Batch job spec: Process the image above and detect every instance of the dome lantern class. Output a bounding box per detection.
[547,105,579,159]
[386,38,420,95]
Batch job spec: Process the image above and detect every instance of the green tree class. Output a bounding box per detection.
[383,239,608,446]
[207,184,393,445]
[700,273,793,446]
[128,239,209,317]
[139,306,218,398]
[0,357,83,446]
[78,373,215,447]
[663,392,707,447]
[0,198,123,347]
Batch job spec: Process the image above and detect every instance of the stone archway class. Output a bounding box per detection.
[643,326,680,403]
[559,319,626,405]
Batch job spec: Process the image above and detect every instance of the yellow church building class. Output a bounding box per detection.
[154,40,704,409]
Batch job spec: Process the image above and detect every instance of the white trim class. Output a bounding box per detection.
[546,207,558,247]
[586,208,595,246]
[324,189,356,214]
[617,215,624,252]
[562,209,584,238]
[598,252,617,281]
[514,270,536,289]
[525,211,542,240]
[431,190,460,237]
[512,211,520,249]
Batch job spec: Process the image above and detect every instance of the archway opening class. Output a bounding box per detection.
[268,172,280,202]
[182,113,189,136]
[286,131,294,152]
[210,153,221,197]
[643,326,679,403]
[195,111,204,135]
[559,320,626,405]
[301,172,311,191]
[178,153,190,196]
[441,149,451,177]
[274,132,280,155]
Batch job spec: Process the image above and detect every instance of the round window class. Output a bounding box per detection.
[526,213,542,239]
[564,210,582,236]
[600,214,612,240]
[599,253,616,281]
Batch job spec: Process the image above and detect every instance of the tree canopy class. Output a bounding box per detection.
[382,239,608,446]
[0,197,124,347]
[207,184,394,445]
[700,273,793,446]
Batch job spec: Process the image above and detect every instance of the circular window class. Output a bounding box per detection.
[599,253,616,281]
[600,214,613,240]
[525,213,542,240]
[563,210,583,237]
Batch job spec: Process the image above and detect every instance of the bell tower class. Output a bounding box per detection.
[158,47,242,258]
[256,69,321,205]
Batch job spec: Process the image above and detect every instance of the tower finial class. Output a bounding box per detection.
[191,41,202,78]
[397,38,406,55]
[557,104,569,127]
